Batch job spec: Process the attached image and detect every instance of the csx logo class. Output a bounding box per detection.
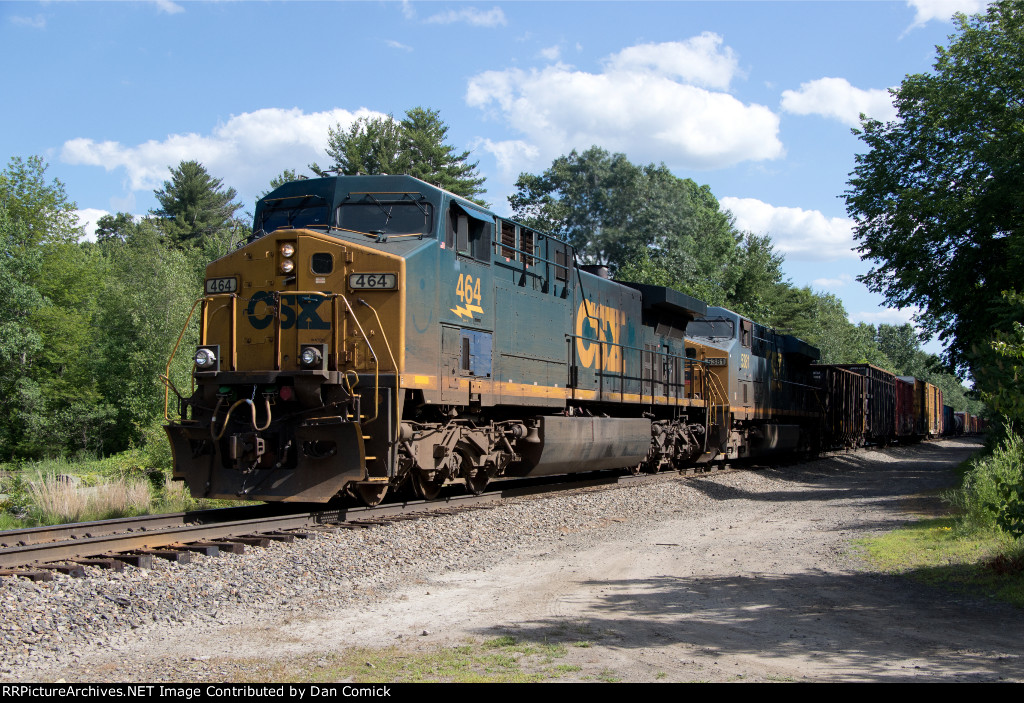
[246,292,330,330]
[575,301,624,373]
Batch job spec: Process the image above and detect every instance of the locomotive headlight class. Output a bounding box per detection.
[300,345,323,368]
[194,348,217,369]
[280,258,295,274]
[280,243,295,258]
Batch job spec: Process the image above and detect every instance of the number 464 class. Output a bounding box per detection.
[456,274,481,305]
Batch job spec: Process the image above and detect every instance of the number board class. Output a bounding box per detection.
[705,357,728,366]
[349,272,398,290]
[205,277,238,294]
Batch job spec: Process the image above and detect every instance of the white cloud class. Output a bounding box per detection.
[780,77,897,127]
[905,0,989,27]
[605,34,740,91]
[10,14,46,29]
[812,273,854,289]
[467,38,781,177]
[386,39,413,52]
[849,306,921,326]
[152,0,184,15]
[721,196,859,262]
[61,107,387,203]
[539,45,561,61]
[75,208,111,243]
[425,6,507,27]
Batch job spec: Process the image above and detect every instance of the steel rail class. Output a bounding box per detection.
[0,467,717,572]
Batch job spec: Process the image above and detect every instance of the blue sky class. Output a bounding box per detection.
[1,0,990,355]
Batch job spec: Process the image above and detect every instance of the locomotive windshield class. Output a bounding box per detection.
[257,195,330,234]
[688,317,735,339]
[337,193,434,237]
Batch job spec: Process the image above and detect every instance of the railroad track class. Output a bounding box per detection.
[0,466,704,579]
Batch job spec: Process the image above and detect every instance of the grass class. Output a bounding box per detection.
[853,431,1024,608]
[856,517,1024,607]
[255,636,584,684]
[28,473,152,524]
[0,450,247,528]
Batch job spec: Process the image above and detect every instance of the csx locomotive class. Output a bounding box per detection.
[162,174,928,505]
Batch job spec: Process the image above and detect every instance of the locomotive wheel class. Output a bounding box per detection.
[354,483,389,506]
[412,471,445,500]
[464,468,489,495]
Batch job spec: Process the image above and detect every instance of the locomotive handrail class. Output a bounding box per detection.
[357,297,401,445]
[565,332,699,404]
[491,241,570,272]
[163,296,207,422]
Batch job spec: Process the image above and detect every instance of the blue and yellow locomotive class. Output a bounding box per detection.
[164,175,821,504]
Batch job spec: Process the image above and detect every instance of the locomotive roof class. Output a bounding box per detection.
[618,281,707,319]
[694,305,821,360]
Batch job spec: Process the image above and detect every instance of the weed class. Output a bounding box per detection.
[27,473,152,524]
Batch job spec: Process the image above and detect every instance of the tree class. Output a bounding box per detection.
[0,155,81,251]
[96,219,201,451]
[151,161,242,248]
[261,169,302,198]
[844,1,1024,384]
[725,233,787,323]
[312,114,404,178]
[399,107,486,202]
[311,107,487,202]
[510,147,741,303]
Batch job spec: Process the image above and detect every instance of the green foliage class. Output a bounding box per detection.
[152,160,243,248]
[0,156,212,462]
[993,475,1024,540]
[948,432,1024,532]
[844,1,1024,382]
[977,291,1024,425]
[312,107,486,202]
[313,113,404,177]
[267,168,300,194]
[511,147,741,304]
[96,215,202,451]
[726,233,786,322]
[0,155,81,250]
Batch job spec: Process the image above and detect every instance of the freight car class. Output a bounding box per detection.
[162,174,967,506]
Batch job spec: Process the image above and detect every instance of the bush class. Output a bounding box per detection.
[949,431,1024,534]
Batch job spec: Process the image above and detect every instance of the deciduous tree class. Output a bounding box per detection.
[510,147,741,304]
[844,1,1024,383]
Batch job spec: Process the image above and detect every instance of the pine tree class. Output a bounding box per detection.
[311,107,486,203]
[400,107,486,202]
[151,161,242,248]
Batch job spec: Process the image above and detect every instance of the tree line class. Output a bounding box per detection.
[0,99,982,462]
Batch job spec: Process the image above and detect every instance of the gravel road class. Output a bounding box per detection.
[2,436,1020,683]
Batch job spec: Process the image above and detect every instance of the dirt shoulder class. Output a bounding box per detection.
[28,437,1024,682]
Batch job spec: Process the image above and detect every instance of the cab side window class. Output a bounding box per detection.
[446,202,492,263]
